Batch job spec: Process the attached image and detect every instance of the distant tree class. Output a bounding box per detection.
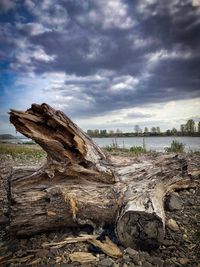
[151,127,157,134]
[100,129,107,135]
[134,125,141,135]
[198,122,200,133]
[109,130,114,135]
[144,127,149,133]
[116,129,122,134]
[171,128,178,135]
[87,130,93,136]
[185,119,195,134]
[156,127,160,134]
[94,129,100,136]
[180,124,185,135]
[166,129,171,136]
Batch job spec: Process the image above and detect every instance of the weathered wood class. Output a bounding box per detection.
[9,103,114,184]
[0,161,12,226]
[8,103,193,249]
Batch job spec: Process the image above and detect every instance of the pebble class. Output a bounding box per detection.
[161,239,173,246]
[166,219,179,231]
[189,189,195,194]
[123,255,130,262]
[142,262,152,267]
[148,256,164,267]
[166,193,183,211]
[100,258,114,266]
[179,257,190,265]
[130,254,141,265]
[182,234,188,241]
[125,247,138,257]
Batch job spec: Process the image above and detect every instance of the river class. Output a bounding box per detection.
[1,136,200,152]
[93,136,200,152]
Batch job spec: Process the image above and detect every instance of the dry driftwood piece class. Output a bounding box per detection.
[8,103,193,249]
[42,234,122,258]
[69,252,97,263]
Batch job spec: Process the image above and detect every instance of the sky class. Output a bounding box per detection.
[0,0,200,134]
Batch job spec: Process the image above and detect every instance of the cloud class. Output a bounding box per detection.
[0,0,200,133]
[16,22,52,36]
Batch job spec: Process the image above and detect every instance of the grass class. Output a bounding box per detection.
[0,143,46,160]
[103,137,154,156]
[103,144,152,156]
[165,140,185,153]
[129,146,147,155]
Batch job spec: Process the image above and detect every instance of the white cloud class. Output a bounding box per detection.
[76,98,200,132]
[13,38,56,70]
[16,22,52,36]
[32,47,56,62]
[78,0,135,30]
[111,75,139,91]
[25,1,69,32]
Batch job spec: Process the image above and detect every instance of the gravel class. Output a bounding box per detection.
[0,153,200,267]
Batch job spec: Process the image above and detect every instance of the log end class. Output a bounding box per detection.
[116,211,164,250]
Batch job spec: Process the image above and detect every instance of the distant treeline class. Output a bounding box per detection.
[87,119,200,137]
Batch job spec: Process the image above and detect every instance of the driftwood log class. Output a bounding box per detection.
[5,103,192,249]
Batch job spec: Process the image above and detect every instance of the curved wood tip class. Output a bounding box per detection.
[9,103,114,183]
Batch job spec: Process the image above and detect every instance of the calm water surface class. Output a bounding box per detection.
[93,137,200,152]
[2,136,200,152]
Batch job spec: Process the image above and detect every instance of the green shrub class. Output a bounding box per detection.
[103,145,114,152]
[23,141,35,145]
[165,140,185,153]
[129,146,146,155]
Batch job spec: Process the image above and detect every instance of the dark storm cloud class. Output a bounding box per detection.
[1,0,200,118]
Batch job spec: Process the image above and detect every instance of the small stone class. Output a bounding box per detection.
[129,263,136,267]
[36,249,49,258]
[183,234,188,241]
[166,219,179,231]
[131,254,141,265]
[164,259,175,267]
[165,193,182,211]
[142,262,152,267]
[189,189,195,194]
[179,257,190,265]
[123,255,130,262]
[125,247,138,257]
[148,257,164,267]
[161,239,173,246]
[100,258,114,267]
